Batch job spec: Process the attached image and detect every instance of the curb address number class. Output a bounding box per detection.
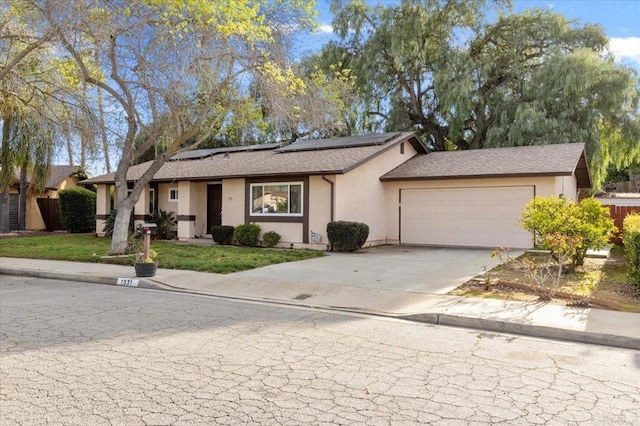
[117,278,139,287]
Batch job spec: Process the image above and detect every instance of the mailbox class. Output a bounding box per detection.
[137,223,158,236]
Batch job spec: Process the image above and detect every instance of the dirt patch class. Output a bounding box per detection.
[0,230,69,240]
[449,247,640,313]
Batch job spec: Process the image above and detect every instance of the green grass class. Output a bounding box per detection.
[0,234,324,274]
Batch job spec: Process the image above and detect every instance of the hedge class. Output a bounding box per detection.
[59,187,96,233]
[262,231,281,248]
[326,221,369,252]
[211,225,235,245]
[623,214,640,290]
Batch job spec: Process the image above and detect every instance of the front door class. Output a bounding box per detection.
[207,184,223,233]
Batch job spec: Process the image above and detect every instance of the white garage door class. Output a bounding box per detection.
[401,186,534,248]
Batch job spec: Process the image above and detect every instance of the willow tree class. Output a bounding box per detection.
[323,0,640,189]
[34,0,317,253]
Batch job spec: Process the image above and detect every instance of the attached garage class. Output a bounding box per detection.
[400,186,534,248]
[382,143,592,249]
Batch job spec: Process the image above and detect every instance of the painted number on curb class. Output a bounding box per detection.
[117,278,139,287]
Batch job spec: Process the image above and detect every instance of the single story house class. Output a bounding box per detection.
[82,132,591,249]
[1,165,81,231]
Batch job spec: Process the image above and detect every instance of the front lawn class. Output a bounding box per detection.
[0,233,324,274]
[448,246,640,313]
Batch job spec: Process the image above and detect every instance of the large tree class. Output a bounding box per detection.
[33,0,318,253]
[323,0,640,188]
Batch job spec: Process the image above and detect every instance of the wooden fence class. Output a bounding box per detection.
[605,205,640,244]
[37,198,65,231]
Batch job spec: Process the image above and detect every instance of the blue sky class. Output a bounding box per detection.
[309,0,640,70]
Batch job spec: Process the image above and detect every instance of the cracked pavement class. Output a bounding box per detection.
[1,276,639,425]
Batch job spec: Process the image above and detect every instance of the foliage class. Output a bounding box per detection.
[211,225,235,245]
[144,209,177,240]
[262,230,281,248]
[623,214,640,289]
[0,234,323,274]
[326,221,369,252]
[493,233,582,300]
[234,223,261,247]
[58,187,96,233]
[521,196,616,267]
[321,1,640,190]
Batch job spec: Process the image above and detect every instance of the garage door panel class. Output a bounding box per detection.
[401,187,534,248]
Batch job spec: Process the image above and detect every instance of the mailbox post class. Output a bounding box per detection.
[137,223,157,262]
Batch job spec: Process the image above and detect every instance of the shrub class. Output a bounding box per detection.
[521,196,616,268]
[326,221,369,252]
[102,209,136,237]
[623,213,640,290]
[234,223,261,247]
[144,209,177,240]
[211,225,235,245]
[262,231,281,248]
[59,187,96,233]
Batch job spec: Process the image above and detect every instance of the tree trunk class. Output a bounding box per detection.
[0,114,13,233]
[109,203,133,254]
[97,86,111,173]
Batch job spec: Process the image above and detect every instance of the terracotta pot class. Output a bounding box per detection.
[134,261,158,277]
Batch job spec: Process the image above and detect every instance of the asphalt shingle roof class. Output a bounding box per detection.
[380,143,591,188]
[83,132,422,184]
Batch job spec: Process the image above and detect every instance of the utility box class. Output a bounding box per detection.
[137,223,158,236]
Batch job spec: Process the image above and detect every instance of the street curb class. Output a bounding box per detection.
[401,313,640,350]
[3,268,639,351]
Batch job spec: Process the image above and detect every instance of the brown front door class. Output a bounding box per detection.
[207,184,222,233]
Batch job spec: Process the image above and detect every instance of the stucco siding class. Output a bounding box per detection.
[222,179,245,227]
[307,175,333,246]
[335,142,418,245]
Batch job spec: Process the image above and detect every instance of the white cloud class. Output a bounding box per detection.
[609,37,640,64]
[317,24,333,34]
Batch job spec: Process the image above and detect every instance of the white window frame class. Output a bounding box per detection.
[250,181,303,217]
[168,187,179,202]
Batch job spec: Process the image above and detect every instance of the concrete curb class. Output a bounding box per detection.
[401,313,640,350]
[2,268,639,351]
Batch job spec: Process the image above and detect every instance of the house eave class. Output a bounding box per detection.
[380,171,576,183]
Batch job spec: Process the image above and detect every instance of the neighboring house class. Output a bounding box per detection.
[1,165,81,231]
[82,132,591,249]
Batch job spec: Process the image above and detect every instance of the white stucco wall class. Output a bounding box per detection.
[334,142,419,245]
[222,179,245,227]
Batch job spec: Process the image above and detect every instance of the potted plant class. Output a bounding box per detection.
[133,247,158,277]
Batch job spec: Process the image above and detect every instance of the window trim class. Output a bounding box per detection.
[168,187,179,202]
[249,181,304,217]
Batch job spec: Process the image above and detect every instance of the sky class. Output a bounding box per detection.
[309,0,640,70]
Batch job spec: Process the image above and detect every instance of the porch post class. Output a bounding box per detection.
[95,184,110,236]
[177,181,195,240]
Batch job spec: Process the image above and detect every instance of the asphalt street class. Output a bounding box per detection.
[1,275,639,425]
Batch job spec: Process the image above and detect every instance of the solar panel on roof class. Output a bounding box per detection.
[170,143,281,161]
[277,132,402,153]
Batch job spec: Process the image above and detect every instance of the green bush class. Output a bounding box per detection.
[262,231,281,248]
[59,187,96,233]
[521,196,616,268]
[211,225,235,244]
[144,209,177,240]
[623,214,640,290]
[326,221,369,252]
[234,223,261,247]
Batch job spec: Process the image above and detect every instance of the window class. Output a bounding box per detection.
[250,182,303,216]
[400,142,405,154]
[169,188,178,202]
[149,188,156,213]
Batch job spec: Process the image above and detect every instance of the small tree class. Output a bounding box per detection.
[623,214,640,290]
[521,196,616,268]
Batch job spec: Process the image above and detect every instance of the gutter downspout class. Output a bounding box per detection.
[321,175,334,222]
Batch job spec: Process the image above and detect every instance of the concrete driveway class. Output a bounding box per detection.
[234,245,514,295]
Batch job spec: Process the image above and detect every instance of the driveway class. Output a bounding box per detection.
[234,245,514,295]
